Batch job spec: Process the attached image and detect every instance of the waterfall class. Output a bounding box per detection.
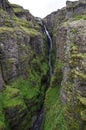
[32,23,53,130]
[44,25,52,77]
[35,17,53,77]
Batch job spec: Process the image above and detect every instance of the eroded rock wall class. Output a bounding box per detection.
[61,20,86,130]
[0,0,49,130]
[44,0,86,130]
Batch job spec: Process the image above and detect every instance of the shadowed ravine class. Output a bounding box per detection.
[0,1,86,130]
[32,25,53,130]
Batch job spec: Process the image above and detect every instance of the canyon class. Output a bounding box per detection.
[0,0,86,130]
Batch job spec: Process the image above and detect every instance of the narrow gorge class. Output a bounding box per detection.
[0,0,86,130]
[32,22,53,130]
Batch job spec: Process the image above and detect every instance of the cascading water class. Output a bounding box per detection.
[44,25,52,77]
[32,23,52,130]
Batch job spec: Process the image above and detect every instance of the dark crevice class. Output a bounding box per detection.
[32,21,53,130]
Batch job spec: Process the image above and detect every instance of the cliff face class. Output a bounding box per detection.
[0,0,49,129]
[44,0,86,130]
[0,0,86,130]
[61,19,86,129]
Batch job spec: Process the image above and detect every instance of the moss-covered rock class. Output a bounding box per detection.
[43,1,86,129]
[43,60,65,130]
[0,0,49,130]
[43,86,67,130]
[2,87,31,130]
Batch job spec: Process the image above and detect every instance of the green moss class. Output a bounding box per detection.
[0,27,15,33]
[7,58,15,64]
[3,87,26,108]
[81,110,86,121]
[13,16,33,28]
[1,87,32,130]
[78,97,86,106]
[34,24,41,31]
[20,26,40,37]
[43,60,66,130]
[73,15,86,20]
[21,54,29,62]
[70,28,77,35]
[0,2,49,129]
[41,62,49,76]
[31,57,49,76]
[71,69,86,80]
[0,94,9,130]
[11,78,40,99]
[11,3,24,13]
[45,86,60,111]
[10,57,47,100]
[50,61,63,87]
[70,53,86,59]
[0,9,13,27]
[44,86,67,130]
[13,7,24,13]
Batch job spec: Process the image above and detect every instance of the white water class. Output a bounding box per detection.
[44,25,52,77]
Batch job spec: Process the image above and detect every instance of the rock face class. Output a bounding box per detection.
[0,0,45,87]
[66,0,86,18]
[61,20,86,130]
[44,0,86,130]
[43,11,57,33]
[0,0,86,130]
[0,0,49,130]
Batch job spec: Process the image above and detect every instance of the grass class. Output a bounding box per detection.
[1,87,32,130]
[0,27,15,33]
[43,60,67,130]
[44,85,60,111]
[12,16,41,37]
[50,61,63,87]
[2,87,26,108]
[0,94,8,129]
[20,26,40,37]
[11,77,40,99]
[13,7,24,13]
[73,14,86,20]
[13,16,33,28]
[44,85,67,130]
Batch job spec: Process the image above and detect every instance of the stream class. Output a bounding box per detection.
[32,24,52,130]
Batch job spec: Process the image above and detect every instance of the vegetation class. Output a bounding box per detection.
[50,61,63,87]
[43,61,67,130]
[43,85,67,130]
[73,14,86,20]
[0,42,49,129]
[0,94,7,130]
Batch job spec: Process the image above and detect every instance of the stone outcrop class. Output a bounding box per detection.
[66,0,86,18]
[43,11,57,33]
